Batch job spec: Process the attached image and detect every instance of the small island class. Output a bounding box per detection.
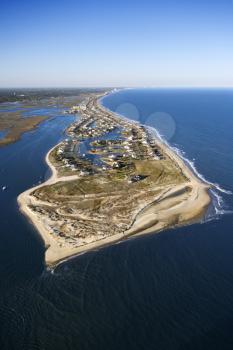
[18,91,211,266]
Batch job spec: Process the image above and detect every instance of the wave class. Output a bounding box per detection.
[208,189,233,217]
[174,148,232,194]
[149,126,232,191]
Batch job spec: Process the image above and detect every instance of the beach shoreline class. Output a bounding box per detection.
[17,90,211,267]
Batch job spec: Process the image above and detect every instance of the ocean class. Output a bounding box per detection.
[0,89,233,349]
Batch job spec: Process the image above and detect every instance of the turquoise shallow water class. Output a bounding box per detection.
[0,89,233,350]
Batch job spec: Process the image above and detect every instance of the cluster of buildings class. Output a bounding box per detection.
[55,139,94,175]
[54,95,165,177]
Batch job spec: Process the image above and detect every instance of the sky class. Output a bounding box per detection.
[1,0,233,87]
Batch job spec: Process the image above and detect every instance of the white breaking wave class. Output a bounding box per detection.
[173,148,232,195]
[209,189,233,217]
[147,126,232,220]
[149,126,232,192]
[169,143,232,195]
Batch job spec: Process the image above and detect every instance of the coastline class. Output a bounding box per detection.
[17,90,211,267]
[99,96,211,237]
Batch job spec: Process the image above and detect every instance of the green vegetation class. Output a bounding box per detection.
[34,157,186,204]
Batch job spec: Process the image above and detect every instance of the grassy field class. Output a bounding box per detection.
[30,156,186,245]
[34,157,185,203]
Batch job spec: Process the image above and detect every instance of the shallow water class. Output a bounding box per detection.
[0,89,233,350]
[0,129,8,140]
[0,101,23,113]
[22,107,64,118]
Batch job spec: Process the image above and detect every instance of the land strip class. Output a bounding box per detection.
[18,91,211,266]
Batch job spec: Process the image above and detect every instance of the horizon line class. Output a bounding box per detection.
[1,85,233,90]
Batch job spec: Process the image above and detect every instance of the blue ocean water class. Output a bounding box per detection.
[0,89,233,350]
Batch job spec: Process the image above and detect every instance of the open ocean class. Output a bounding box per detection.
[0,89,233,350]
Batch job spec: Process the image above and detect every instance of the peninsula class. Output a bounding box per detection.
[18,91,211,266]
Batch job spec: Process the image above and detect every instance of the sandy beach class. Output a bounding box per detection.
[17,93,211,266]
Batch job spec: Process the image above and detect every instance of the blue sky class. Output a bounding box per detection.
[1,0,233,87]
